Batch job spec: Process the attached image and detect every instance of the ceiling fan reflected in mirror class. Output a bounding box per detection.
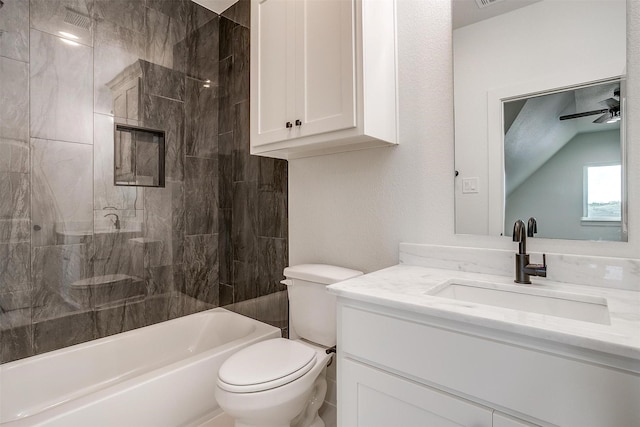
[559,88,621,124]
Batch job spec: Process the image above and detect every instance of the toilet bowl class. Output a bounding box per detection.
[215,338,331,427]
[215,264,363,427]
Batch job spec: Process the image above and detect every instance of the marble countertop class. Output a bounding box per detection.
[328,264,640,362]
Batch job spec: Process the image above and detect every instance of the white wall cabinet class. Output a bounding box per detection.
[336,301,640,427]
[250,0,398,159]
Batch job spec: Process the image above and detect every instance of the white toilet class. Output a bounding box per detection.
[215,264,363,427]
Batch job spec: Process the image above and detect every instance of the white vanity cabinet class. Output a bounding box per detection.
[250,0,398,159]
[336,300,640,427]
[341,358,493,426]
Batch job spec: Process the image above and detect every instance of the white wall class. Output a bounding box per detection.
[288,0,640,274]
[453,0,626,235]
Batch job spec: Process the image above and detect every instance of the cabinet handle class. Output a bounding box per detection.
[295,120,302,126]
[286,121,293,129]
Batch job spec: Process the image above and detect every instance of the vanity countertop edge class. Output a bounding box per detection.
[327,264,640,366]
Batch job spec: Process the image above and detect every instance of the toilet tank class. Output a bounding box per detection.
[283,264,363,347]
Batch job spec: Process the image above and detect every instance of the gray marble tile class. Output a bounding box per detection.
[142,94,185,181]
[186,0,218,37]
[259,158,288,193]
[144,293,173,325]
[185,77,218,158]
[0,0,29,62]
[30,0,93,47]
[218,132,233,209]
[130,238,144,278]
[186,16,219,82]
[33,310,95,354]
[223,291,287,327]
[184,234,219,305]
[0,138,29,173]
[145,264,177,295]
[257,237,287,295]
[218,57,233,134]
[159,290,211,321]
[145,6,186,70]
[128,236,164,273]
[94,303,125,337]
[90,232,137,278]
[144,182,184,266]
[0,242,30,292]
[31,138,93,247]
[0,291,32,324]
[221,0,249,29]
[95,297,146,338]
[0,57,29,142]
[146,0,187,19]
[0,172,29,220]
[94,114,141,210]
[218,207,232,284]
[258,190,287,239]
[93,20,145,117]
[232,181,258,263]
[185,156,218,235]
[253,290,287,328]
[232,101,258,183]
[88,0,145,34]
[0,219,30,243]
[232,260,257,302]
[32,244,88,317]
[219,16,236,61]
[30,29,93,144]
[0,324,33,363]
[121,298,146,329]
[231,24,249,105]
[219,283,233,305]
[141,60,185,101]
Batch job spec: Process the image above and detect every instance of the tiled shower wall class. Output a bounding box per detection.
[0,0,288,364]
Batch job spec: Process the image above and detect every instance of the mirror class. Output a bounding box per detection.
[453,0,627,241]
[114,124,165,187]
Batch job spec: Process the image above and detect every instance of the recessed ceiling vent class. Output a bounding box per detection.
[475,0,505,8]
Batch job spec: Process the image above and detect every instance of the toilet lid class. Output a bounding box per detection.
[217,338,317,393]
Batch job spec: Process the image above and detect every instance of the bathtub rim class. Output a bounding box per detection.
[0,307,282,426]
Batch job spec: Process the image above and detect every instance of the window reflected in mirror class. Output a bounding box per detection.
[584,164,621,221]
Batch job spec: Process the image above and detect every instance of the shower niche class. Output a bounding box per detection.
[114,124,165,187]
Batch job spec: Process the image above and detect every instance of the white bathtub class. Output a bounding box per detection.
[0,308,281,427]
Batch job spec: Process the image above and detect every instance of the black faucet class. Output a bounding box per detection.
[512,218,547,284]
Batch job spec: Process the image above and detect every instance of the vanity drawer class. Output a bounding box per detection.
[338,303,640,427]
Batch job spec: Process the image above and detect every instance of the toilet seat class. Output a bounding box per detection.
[217,338,318,393]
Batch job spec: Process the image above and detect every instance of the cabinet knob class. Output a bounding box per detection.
[286,121,293,129]
[295,119,302,126]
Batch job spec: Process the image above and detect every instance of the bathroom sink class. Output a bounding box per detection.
[427,279,610,325]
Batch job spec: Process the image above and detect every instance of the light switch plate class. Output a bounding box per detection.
[462,177,479,194]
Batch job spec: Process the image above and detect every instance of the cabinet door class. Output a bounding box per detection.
[340,358,492,427]
[251,0,296,147]
[295,0,356,138]
[494,412,540,427]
